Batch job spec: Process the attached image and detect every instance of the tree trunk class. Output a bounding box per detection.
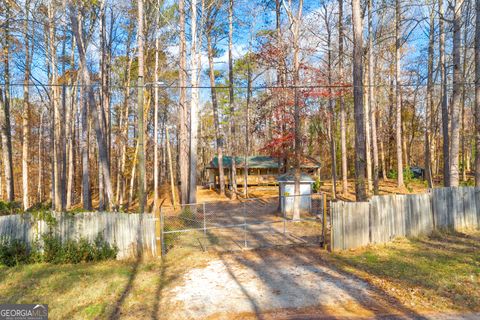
[115,30,134,207]
[1,4,15,202]
[338,0,348,195]
[229,0,238,200]
[439,0,450,186]
[461,0,471,182]
[60,31,68,211]
[244,64,251,198]
[324,9,336,199]
[137,0,146,212]
[98,0,107,211]
[189,0,202,204]
[207,28,225,196]
[37,111,45,203]
[66,36,76,209]
[282,0,304,219]
[369,0,379,194]
[69,0,113,210]
[153,0,161,213]
[475,0,480,186]
[352,0,367,201]
[368,0,379,195]
[66,83,75,209]
[179,0,189,205]
[425,3,435,188]
[449,0,465,187]
[80,78,91,210]
[365,59,372,193]
[22,1,32,210]
[395,0,404,187]
[166,128,177,208]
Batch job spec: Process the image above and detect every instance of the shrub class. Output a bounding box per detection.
[42,233,63,264]
[0,234,117,267]
[460,179,475,187]
[0,201,21,216]
[387,169,398,180]
[92,235,118,262]
[30,210,58,228]
[313,177,322,193]
[0,237,36,266]
[42,233,118,264]
[26,202,52,213]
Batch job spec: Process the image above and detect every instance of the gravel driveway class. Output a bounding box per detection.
[165,246,432,319]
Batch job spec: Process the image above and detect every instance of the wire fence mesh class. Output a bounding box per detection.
[161,193,326,254]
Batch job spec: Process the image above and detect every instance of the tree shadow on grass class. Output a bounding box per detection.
[332,233,480,312]
[108,254,142,319]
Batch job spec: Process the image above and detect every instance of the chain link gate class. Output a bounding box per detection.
[160,193,327,255]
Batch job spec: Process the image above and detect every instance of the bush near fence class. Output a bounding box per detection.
[0,212,157,259]
[331,187,480,251]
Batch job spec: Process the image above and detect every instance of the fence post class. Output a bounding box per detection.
[323,193,327,249]
[155,207,162,258]
[203,202,206,237]
[243,201,247,249]
[160,207,165,257]
[282,196,286,236]
[330,201,334,252]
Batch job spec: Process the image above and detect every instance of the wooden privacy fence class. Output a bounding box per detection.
[331,187,480,251]
[0,212,157,259]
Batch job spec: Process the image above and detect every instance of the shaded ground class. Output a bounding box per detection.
[0,231,478,319]
[167,246,425,319]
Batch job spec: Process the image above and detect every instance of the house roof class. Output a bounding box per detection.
[207,156,321,169]
[277,171,315,183]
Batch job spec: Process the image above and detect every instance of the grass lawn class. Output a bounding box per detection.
[0,247,215,320]
[328,231,480,313]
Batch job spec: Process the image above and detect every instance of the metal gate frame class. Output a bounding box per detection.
[160,193,328,256]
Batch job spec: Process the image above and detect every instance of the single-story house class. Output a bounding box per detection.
[206,155,320,188]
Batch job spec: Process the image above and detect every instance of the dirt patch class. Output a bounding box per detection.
[165,246,425,319]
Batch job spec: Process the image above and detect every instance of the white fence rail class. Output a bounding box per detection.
[331,187,480,251]
[0,212,157,259]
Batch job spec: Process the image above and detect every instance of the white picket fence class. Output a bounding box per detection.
[0,212,157,259]
[331,187,480,251]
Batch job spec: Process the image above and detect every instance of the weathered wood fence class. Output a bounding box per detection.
[0,212,157,259]
[331,187,480,251]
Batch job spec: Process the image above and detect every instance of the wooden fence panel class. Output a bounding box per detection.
[370,195,396,244]
[451,188,465,230]
[0,212,156,259]
[331,189,457,251]
[394,195,407,238]
[406,193,433,237]
[476,188,480,229]
[462,188,478,230]
[331,202,369,250]
[432,188,451,230]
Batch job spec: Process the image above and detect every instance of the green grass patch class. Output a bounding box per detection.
[0,246,214,320]
[330,231,480,311]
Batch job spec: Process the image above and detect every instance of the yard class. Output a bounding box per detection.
[0,231,479,319]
